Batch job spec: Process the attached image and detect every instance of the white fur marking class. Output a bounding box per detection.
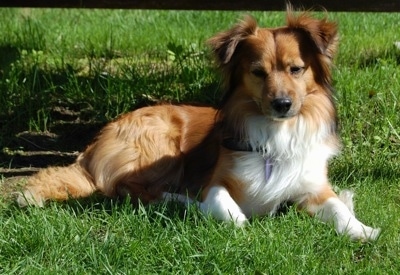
[200,186,248,226]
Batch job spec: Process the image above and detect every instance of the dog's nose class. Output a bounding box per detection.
[271,97,292,115]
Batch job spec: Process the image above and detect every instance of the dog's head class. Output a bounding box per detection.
[208,9,338,121]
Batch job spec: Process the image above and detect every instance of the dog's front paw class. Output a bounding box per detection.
[348,226,381,242]
[339,220,380,241]
[362,226,381,241]
[232,213,248,227]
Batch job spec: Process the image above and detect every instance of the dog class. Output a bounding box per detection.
[16,9,380,241]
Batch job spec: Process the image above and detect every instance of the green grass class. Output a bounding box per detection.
[1,8,400,274]
[0,199,394,274]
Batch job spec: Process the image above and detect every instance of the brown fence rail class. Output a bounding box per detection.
[0,0,399,12]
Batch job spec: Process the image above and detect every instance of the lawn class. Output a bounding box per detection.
[0,8,400,274]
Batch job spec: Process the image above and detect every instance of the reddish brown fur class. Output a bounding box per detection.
[81,105,222,201]
[18,10,339,211]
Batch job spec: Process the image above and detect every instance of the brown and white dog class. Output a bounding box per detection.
[17,9,380,241]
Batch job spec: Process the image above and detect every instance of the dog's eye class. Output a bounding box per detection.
[251,68,267,78]
[290,66,304,75]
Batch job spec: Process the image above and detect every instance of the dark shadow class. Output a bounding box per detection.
[331,160,400,184]
[0,121,105,177]
[0,45,20,77]
[0,50,219,177]
[59,195,191,225]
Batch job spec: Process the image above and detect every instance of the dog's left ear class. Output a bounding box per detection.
[207,16,258,65]
[286,11,339,59]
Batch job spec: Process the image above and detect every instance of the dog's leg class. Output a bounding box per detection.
[199,185,248,226]
[163,187,247,226]
[302,186,380,241]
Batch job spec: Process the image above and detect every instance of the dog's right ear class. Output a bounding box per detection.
[207,16,258,65]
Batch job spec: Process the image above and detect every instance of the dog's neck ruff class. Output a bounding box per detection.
[223,138,273,181]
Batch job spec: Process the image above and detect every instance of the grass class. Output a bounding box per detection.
[0,199,391,274]
[0,8,400,274]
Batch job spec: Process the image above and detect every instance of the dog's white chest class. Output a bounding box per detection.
[230,152,284,216]
[232,144,332,217]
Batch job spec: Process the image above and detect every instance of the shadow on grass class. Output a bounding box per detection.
[331,158,400,186]
[0,45,20,77]
[0,52,219,177]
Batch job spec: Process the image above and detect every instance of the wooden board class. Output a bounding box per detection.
[0,0,399,12]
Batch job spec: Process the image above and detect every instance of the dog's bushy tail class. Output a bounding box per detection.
[16,162,96,207]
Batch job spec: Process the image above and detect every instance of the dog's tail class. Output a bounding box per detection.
[16,162,96,207]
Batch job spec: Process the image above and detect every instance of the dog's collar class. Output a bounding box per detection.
[222,138,254,152]
[222,138,273,181]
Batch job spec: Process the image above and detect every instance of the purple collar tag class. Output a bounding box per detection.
[265,158,273,181]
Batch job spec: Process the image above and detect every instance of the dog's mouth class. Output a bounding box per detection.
[268,113,297,122]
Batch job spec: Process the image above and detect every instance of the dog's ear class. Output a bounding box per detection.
[207,16,258,65]
[286,10,338,59]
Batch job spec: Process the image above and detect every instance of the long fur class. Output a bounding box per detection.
[17,9,380,241]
